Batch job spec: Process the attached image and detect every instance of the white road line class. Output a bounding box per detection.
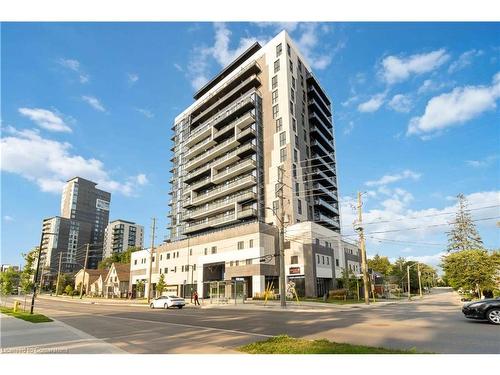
[91,313,273,338]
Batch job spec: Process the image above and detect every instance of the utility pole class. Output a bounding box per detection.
[417,263,423,298]
[55,252,63,296]
[147,217,156,304]
[407,265,411,301]
[277,166,286,309]
[356,192,370,305]
[80,244,90,299]
[31,232,55,314]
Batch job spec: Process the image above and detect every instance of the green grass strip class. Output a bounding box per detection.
[239,335,423,354]
[0,306,53,323]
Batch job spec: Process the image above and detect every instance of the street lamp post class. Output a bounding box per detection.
[30,231,56,314]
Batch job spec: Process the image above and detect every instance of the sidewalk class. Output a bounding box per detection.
[0,314,127,354]
[35,294,150,307]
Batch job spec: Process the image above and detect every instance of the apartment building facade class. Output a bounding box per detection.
[103,220,144,259]
[131,31,357,299]
[40,177,111,278]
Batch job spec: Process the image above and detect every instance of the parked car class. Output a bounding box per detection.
[150,295,186,309]
[462,297,500,325]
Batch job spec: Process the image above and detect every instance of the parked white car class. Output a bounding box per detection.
[150,295,186,309]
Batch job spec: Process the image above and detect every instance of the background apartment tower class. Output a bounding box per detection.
[40,177,111,279]
[103,220,144,259]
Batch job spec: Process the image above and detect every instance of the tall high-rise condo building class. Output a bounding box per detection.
[40,177,111,278]
[169,31,339,242]
[131,31,354,299]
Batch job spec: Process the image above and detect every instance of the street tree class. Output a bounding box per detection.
[98,246,142,269]
[65,284,74,296]
[368,254,392,276]
[447,193,484,252]
[156,274,166,297]
[441,249,499,298]
[136,280,145,298]
[20,249,36,295]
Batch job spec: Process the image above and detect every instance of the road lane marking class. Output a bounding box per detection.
[90,313,273,338]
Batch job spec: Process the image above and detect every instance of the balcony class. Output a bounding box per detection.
[212,158,256,184]
[187,175,257,207]
[313,183,338,201]
[310,124,333,148]
[311,154,337,176]
[307,85,332,117]
[314,197,339,215]
[184,212,238,234]
[185,191,256,220]
[237,207,257,219]
[188,176,213,191]
[190,61,260,120]
[191,74,261,126]
[312,168,336,188]
[309,112,333,139]
[308,98,332,127]
[314,212,340,229]
[311,140,335,161]
[185,136,217,161]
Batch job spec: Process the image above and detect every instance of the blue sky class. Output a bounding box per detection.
[1,22,499,269]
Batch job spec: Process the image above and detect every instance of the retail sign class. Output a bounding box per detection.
[289,266,301,274]
[96,199,110,211]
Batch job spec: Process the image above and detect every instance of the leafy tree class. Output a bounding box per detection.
[156,274,166,297]
[20,249,36,295]
[368,254,392,276]
[0,268,20,299]
[447,193,483,252]
[136,280,145,298]
[98,246,141,269]
[56,274,73,295]
[64,284,74,296]
[441,249,499,298]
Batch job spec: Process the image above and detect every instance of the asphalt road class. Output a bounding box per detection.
[17,288,500,354]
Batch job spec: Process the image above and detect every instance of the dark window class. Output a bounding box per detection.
[276,43,282,57]
[272,75,278,89]
[237,241,244,250]
[276,118,283,132]
[279,132,286,147]
[291,255,298,264]
[274,59,280,73]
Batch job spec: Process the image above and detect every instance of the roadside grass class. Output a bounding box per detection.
[0,307,53,323]
[239,335,422,354]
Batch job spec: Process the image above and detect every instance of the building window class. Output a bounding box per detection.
[298,59,302,71]
[189,248,192,256]
[298,199,302,214]
[249,239,254,247]
[274,59,280,73]
[230,261,234,267]
[291,255,298,264]
[204,248,208,255]
[272,90,278,104]
[322,255,325,264]
[290,101,294,115]
[295,182,300,197]
[272,104,279,119]
[335,259,339,267]
[289,60,293,72]
[276,118,283,132]
[164,267,168,274]
[237,241,244,250]
[182,265,184,272]
[174,266,177,273]
[280,148,287,163]
[292,77,296,89]
[211,246,217,254]
[295,135,299,148]
[246,259,252,265]
[287,43,291,56]
[272,75,278,89]
[303,129,307,141]
[292,118,297,131]
[294,149,298,162]
[279,132,286,147]
[273,200,279,213]
[292,164,297,178]
[317,254,320,263]
[290,88,295,102]
[276,43,282,57]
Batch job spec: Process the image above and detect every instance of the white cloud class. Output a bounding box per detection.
[388,94,412,113]
[341,95,359,107]
[357,92,387,113]
[3,215,14,222]
[173,63,184,72]
[341,189,500,247]
[380,49,450,84]
[18,108,72,133]
[1,127,144,196]
[57,58,89,83]
[136,174,148,185]
[466,154,499,168]
[448,49,484,74]
[134,108,154,118]
[408,72,500,136]
[81,95,106,112]
[365,170,421,187]
[417,79,451,94]
[127,73,139,84]
[295,23,338,70]
[343,121,355,135]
